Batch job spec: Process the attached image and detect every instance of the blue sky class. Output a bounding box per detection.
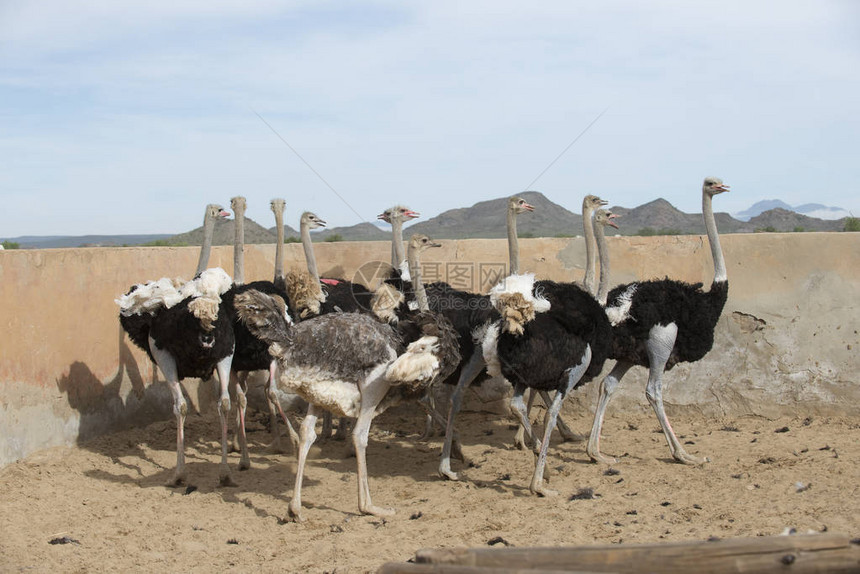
[2,1,859,237]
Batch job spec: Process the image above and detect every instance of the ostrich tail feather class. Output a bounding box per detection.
[233,289,292,349]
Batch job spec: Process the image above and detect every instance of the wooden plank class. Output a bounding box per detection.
[377,563,613,574]
[406,534,860,574]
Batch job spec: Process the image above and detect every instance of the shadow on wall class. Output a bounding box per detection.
[55,327,199,446]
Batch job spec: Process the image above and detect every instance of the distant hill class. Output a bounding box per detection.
[166,217,282,246]
[736,199,850,221]
[745,208,844,232]
[271,221,391,242]
[406,191,582,239]
[1,234,173,249]
[4,195,854,249]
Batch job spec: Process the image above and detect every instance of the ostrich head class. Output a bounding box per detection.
[270,198,285,214]
[408,233,442,253]
[301,211,326,230]
[594,208,619,230]
[230,196,247,214]
[206,204,231,221]
[703,177,730,196]
[509,196,535,215]
[377,205,420,224]
[583,194,608,211]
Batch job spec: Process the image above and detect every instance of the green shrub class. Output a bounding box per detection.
[324,234,343,243]
[1,240,20,249]
[844,217,860,232]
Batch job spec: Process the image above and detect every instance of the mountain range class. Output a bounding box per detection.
[2,194,853,248]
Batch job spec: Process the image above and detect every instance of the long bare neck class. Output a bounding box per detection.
[703,192,726,283]
[391,218,405,269]
[507,207,520,274]
[408,246,429,311]
[594,222,610,306]
[582,205,598,295]
[301,219,320,284]
[273,205,285,283]
[195,211,215,277]
[233,204,246,285]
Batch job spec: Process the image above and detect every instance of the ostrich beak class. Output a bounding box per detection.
[317,219,327,227]
[718,184,730,192]
[377,212,388,221]
[219,209,231,218]
[405,210,421,219]
[607,213,620,229]
[430,241,442,248]
[598,199,609,206]
[523,202,535,212]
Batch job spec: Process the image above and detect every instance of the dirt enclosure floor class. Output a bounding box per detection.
[1,404,858,573]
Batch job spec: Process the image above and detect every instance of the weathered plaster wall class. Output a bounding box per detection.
[0,233,857,467]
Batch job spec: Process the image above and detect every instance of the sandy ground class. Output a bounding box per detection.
[1,402,858,573]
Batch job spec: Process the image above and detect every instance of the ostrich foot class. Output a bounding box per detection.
[673,450,709,465]
[438,461,460,481]
[218,471,238,487]
[238,455,251,471]
[530,481,559,497]
[287,502,306,523]
[361,504,395,518]
[167,472,186,487]
[587,451,618,465]
[513,428,528,451]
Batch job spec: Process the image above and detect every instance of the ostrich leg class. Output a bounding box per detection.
[288,405,320,523]
[354,373,396,517]
[230,371,251,470]
[530,347,591,497]
[438,352,485,480]
[264,360,299,454]
[586,361,633,464]
[215,355,237,486]
[150,345,187,486]
[645,323,709,465]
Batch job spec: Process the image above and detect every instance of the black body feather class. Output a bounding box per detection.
[608,279,728,369]
[497,280,612,391]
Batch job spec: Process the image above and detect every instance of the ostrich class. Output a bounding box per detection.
[292,211,373,318]
[582,194,610,296]
[437,195,579,480]
[585,177,730,466]
[233,233,460,520]
[481,266,613,496]
[221,197,301,466]
[194,204,231,277]
[117,267,236,486]
[377,205,420,277]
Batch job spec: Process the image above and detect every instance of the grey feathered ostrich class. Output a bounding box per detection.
[234,233,459,521]
[586,177,730,465]
[117,200,237,485]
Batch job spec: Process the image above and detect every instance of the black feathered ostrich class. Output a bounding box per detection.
[480,216,614,495]
[586,177,730,465]
[436,195,579,480]
[118,255,237,486]
[233,233,460,521]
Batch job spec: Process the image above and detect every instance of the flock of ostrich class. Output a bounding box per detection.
[116,177,730,521]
